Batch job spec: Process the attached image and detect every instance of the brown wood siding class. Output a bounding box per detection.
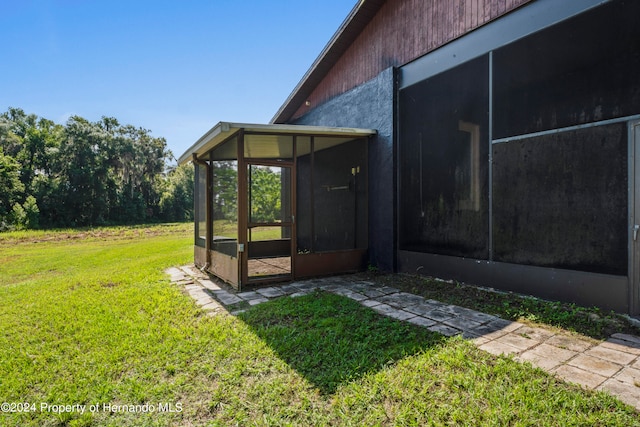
[292,0,532,119]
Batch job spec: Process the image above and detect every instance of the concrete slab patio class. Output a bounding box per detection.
[165,266,640,411]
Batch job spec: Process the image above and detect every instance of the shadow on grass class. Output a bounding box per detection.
[237,290,446,395]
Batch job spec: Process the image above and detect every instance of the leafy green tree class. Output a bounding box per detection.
[32,173,61,227]
[0,107,31,158]
[11,195,39,230]
[22,195,40,229]
[249,166,282,223]
[103,119,168,222]
[57,116,113,225]
[0,148,25,225]
[213,161,238,221]
[0,107,188,229]
[159,163,194,221]
[1,108,63,228]
[18,119,61,192]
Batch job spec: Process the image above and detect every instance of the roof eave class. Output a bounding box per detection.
[177,121,376,165]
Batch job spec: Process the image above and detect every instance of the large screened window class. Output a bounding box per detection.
[399,55,489,259]
[194,162,207,247]
[398,0,640,276]
[492,124,627,275]
[296,137,368,253]
[493,1,640,140]
[210,137,238,258]
[490,0,638,275]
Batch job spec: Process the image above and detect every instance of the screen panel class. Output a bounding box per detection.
[493,1,640,139]
[399,55,489,259]
[492,123,627,275]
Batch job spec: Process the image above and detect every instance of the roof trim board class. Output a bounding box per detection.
[177,122,376,165]
[400,0,609,90]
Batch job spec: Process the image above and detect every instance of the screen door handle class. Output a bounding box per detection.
[634,224,640,241]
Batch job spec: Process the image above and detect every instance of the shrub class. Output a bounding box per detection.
[10,195,40,230]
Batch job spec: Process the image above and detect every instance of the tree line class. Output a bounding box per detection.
[0,107,193,230]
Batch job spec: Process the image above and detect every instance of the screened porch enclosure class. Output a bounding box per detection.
[397,0,640,313]
[189,123,374,290]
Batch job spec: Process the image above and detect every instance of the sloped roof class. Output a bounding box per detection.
[270,0,387,124]
[177,121,375,165]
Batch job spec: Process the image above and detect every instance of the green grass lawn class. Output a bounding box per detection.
[1,224,638,426]
[213,219,283,241]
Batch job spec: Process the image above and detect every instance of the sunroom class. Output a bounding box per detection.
[178,122,376,290]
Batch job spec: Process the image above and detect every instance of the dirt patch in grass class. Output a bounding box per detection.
[0,223,192,245]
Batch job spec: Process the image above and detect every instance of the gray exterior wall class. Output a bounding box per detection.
[291,67,396,272]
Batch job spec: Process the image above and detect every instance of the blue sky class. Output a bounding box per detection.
[0,0,355,160]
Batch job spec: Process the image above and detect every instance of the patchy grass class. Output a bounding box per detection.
[235,292,639,426]
[366,272,640,340]
[213,220,280,241]
[0,222,193,244]
[0,226,638,426]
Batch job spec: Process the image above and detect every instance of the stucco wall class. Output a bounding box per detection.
[291,67,396,272]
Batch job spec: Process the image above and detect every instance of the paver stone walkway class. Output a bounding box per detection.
[166,265,640,411]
